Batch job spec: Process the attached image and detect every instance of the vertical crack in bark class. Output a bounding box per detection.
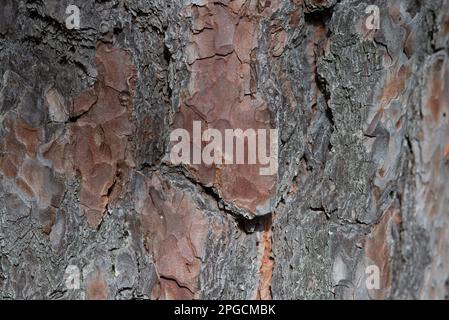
[255,214,274,300]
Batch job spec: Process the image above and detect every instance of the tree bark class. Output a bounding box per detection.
[0,0,449,299]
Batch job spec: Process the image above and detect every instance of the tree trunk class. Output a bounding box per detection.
[0,0,448,299]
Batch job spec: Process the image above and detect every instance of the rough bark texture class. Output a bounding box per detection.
[1,0,449,300]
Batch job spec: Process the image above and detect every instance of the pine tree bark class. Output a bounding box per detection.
[0,0,449,299]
